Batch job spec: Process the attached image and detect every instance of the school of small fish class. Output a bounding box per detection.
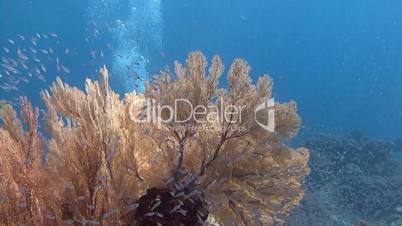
[0,32,72,92]
[1,22,153,93]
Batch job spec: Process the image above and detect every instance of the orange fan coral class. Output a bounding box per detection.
[0,51,309,226]
[139,51,310,226]
[0,97,59,225]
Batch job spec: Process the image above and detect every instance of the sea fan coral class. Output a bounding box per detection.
[0,97,58,225]
[0,51,309,226]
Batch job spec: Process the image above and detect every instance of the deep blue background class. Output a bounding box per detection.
[1,0,402,139]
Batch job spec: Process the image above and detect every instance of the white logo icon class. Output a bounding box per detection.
[254,98,275,132]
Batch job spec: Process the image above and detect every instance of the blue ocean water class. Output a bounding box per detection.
[1,0,402,224]
[161,0,402,140]
[2,0,401,139]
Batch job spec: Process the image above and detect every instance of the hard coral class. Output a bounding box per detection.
[132,187,208,226]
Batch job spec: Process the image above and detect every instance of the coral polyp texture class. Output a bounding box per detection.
[0,51,309,226]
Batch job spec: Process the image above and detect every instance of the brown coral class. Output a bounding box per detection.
[0,51,309,226]
[0,97,59,225]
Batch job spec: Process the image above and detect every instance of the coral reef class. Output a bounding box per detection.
[0,51,309,225]
[286,131,402,226]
